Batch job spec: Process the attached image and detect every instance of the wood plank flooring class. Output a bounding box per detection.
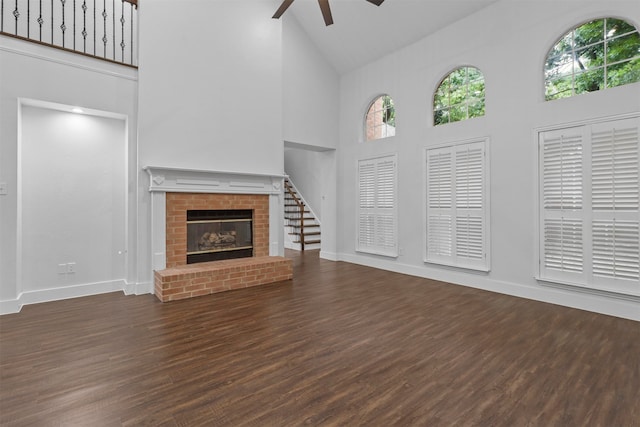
[1,250,639,426]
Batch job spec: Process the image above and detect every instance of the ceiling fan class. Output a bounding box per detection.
[272,0,385,26]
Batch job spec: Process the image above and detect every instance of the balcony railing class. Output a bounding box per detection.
[1,0,138,67]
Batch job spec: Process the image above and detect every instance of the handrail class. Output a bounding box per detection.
[284,179,306,251]
[1,0,138,67]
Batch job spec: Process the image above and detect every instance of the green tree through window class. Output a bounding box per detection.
[434,66,485,126]
[545,18,640,100]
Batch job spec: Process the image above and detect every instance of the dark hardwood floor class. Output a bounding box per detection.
[1,250,639,426]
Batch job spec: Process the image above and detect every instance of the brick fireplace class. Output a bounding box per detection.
[145,167,292,302]
[165,193,269,267]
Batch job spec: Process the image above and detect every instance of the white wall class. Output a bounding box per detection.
[337,0,640,320]
[0,37,138,313]
[20,105,127,294]
[283,15,340,150]
[137,0,283,174]
[284,147,324,220]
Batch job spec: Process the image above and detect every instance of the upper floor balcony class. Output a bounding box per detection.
[1,0,138,67]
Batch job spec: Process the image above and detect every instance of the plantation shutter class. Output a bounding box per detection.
[426,139,489,271]
[426,149,453,261]
[357,154,398,257]
[538,116,640,296]
[590,119,639,291]
[455,145,485,264]
[539,126,586,283]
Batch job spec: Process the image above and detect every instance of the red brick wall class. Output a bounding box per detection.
[165,193,269,268]
[366,97,385,141]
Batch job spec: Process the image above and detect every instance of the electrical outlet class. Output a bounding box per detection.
[58,263,67,274]
[67,263,76,274]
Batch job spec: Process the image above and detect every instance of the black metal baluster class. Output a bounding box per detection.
[93,0,95,55]
[102,0,106,58]
[37,0,42,41]
[81,0,86,52]
[73,0,75,50]
[111,0,114,59]
[60,0,66,47]
[130,2,133,65]
[13,0,19,35]
[50,0,53,44]
[119,0,124,62]
[27,0,30,38]
[1,0,4,33]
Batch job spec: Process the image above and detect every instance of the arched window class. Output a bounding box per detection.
[545,17,640,101]
[365,95,396,141]
[433,66,485,126]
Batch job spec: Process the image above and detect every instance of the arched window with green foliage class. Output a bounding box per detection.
[545,17,640,100]
[365,95,396,141]
[433,66,485,126]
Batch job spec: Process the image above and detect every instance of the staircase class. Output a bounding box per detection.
[284,178,321,251]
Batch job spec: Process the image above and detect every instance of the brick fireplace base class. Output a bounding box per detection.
[154,256,292,302]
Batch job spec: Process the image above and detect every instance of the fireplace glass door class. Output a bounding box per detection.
[186,209,253,264]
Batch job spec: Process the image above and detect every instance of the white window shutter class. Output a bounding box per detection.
[590,119,640,288]
[592,220,639,280]
[592,125,638,211]
[426,149,453,260]
[357,159,376,251]
[357,155,398,257]
[426,139,489,271]
[538,116,639,297]
[539,127,585,283]
[455,144,485,264]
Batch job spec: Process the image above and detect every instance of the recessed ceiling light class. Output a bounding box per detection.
[72,107,84,114]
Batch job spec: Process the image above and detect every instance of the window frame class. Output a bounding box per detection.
[424,137,491,272]
[356,153,399,258]
[543,17,640,101]
[433,66,486,126]
[364,94,397,142]
[534,114,640,297]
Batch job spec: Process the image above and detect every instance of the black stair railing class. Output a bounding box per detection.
[284,179,306,251]
[1,0,138,67]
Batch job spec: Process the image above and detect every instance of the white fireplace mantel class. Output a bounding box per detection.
[144,166,285,195]
[144,166,286,276]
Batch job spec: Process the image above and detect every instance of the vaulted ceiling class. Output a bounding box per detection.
[287,0,500,74]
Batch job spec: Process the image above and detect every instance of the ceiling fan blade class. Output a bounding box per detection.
[365,0,385,5]
[318,0,334,26]
[272,0,295,19]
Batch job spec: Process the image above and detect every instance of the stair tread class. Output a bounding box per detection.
[284,178,321,250]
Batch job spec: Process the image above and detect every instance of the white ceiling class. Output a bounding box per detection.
[286,0,500,74]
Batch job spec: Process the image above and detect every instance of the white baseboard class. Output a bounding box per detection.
[0,279,127,315]
[319,251,339,261]
[123,281,154,296]
[338,252,640,322]
[0,299,22,315]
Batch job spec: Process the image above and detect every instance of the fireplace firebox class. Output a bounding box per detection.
[186,209,253,264]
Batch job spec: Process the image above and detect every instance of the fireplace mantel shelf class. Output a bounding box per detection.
[144,166,286,195]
